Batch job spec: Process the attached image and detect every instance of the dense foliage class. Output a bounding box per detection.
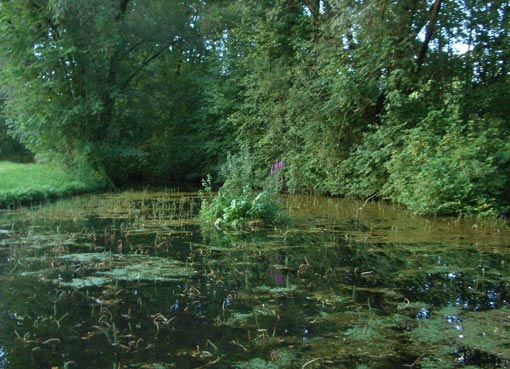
[0,0,221,185]
[1,0,509,216]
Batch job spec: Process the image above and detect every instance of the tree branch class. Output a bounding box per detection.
[125,38,146,54]
[303,0,320,19]
[117,0,130,19]
[119,42,175,91]
[416,0,441,74]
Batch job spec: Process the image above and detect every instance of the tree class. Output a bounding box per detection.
[202,0,510,214]
[1,0,508,215]
[0,0,208,183]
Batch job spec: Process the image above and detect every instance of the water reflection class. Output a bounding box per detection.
[0,347,8,369]
[0,192,510,368]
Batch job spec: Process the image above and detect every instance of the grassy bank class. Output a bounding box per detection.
[0,161,102,208]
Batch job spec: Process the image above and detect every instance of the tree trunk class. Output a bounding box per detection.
[98,0,130,142]
[416,0,441,74]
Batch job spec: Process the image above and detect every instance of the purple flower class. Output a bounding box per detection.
[269,160,284,176]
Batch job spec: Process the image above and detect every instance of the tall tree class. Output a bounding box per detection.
[0,0,205,182]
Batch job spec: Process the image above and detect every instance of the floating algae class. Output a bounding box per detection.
[58,254,195,288]
[1,191,510,368]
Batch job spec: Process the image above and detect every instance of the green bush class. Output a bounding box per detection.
[383,110,510,216]
[199,150,288,229]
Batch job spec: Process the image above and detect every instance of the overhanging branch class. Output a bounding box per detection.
[119,42,176,91]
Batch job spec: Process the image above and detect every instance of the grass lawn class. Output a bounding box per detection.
[0,161,99,208]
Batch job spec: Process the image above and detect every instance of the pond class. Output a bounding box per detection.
[1,191,510,369]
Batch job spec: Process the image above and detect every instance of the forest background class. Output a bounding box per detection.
[0,0,509,216]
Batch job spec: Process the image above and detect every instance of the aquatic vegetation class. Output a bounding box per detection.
[58,254,194,287]
[233,354,293,369]
[1,191,510,368]
[200,189,286,229]
[199,155,289,229]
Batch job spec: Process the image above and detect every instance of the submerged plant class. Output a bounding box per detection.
[199,152,288,229]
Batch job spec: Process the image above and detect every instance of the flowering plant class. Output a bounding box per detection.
[268,159,285,193]
[199,152,288,230]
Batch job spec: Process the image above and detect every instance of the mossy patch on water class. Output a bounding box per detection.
[233,350,295,369]
[58,254,194,287]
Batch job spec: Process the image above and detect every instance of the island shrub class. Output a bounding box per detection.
[199,148,288,229]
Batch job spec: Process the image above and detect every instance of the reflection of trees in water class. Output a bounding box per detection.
[1,193,510,368]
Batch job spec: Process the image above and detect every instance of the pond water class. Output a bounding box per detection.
[1,191,510,369]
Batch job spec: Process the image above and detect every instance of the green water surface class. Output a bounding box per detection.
[1,191,509,369]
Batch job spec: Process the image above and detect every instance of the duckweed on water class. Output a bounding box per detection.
[1,191,510,368]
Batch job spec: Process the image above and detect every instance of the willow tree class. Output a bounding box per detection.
[0,0,204,182]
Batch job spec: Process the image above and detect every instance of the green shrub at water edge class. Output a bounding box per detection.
[200,186,287,229]
[382,108,510,217]
[199,150,289,229]
[340,86,510,218]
